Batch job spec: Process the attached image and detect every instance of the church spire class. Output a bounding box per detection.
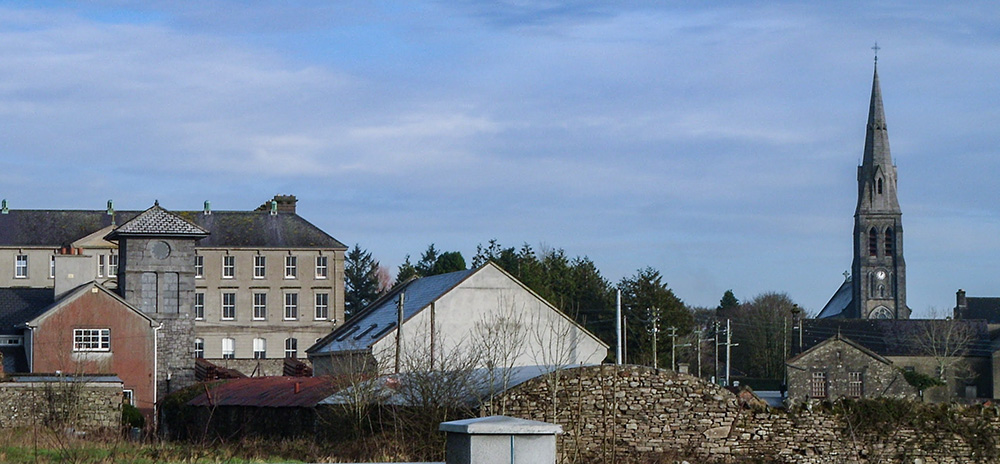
[857,62,900,214]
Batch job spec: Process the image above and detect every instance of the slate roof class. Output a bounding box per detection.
[308,268,475,355]
[960,297,1000,323]
[816,278,853,319]
[0,288,54,335]
[801,319,993,358]
[107,204,208,238]
[0,209,344,249]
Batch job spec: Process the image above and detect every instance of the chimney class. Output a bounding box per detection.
[955,289,968,319]
[53,250,97,300]
[204,200,211,215]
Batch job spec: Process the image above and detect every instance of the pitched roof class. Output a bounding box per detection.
[0,288,54,335]
[788,333,891,366]
[816,278,853,319]
[0,209,344,249]
[960,297,1000,323]
[801,319,992,357]
[107,204,208,238]
[308,268,475,355]
[187,376,343,408]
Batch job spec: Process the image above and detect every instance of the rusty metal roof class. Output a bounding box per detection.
[187,376,344,408]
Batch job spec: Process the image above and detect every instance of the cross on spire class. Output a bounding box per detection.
[872,42,880,63]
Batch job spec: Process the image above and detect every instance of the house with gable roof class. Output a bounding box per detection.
[307,262,608,376]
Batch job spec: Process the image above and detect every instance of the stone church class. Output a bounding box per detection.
[818,61,911,319]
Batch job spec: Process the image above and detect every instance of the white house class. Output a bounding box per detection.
[306,262,608,376]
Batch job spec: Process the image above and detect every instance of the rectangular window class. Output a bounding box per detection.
[315,256,328,279]
[314,292,329,320]
[49,255,55,279]
[15,255,27,278]
[98,255,106,277]
[254,255,266,278]
[253,293,267,320]
[285,256,297,278]
[811,372,827,398]
[194,338,204,358]
[848,371,863,398]
[123,389,134,406]
[284,338,298,359]
[284,292,298,320]
[194,293,205,320]
[222,292,236,320]
[222,255,235,278]
[253,338,266,359]
[222,338,235,359]
[73,328,110,352]
[109,254,119,277]
[194,255,204,278]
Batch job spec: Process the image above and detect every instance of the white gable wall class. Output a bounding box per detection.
[370,264,607,375]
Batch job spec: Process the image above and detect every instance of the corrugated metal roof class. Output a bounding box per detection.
[309,269,475,354]
[187,376,344,408]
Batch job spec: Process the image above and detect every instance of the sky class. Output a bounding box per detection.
[2,1,998,317]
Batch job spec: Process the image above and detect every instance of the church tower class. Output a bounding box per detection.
[850,62,909,319]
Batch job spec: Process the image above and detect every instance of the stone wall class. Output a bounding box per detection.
[205,358,290,377]
[0,379,122,429]
[493,365,1000,463]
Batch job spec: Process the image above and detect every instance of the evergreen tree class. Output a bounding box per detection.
[415,244,439,276]
[716,289,740,318]
[344,244,382,318]
[395,255,419,286]
[618,267,692,368]
[430,251,466,275]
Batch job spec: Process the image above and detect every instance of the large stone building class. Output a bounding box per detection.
[0,195,346,377]
[818,62,910,319]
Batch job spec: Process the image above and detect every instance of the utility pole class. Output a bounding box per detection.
[696,329,712,379]
[394,292,405,374]
[615,290,622,365]
[714,320,720,384]
[724,318,739,387]
[649,308,658,369]
[668,326,691,372]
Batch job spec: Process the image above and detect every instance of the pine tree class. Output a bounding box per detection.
[344,244,382,318]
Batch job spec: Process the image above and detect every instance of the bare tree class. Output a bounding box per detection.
[473,294,527,416]
[528,310,583,423]
[907,312,977,399]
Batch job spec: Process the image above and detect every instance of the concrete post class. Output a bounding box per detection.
[439,415,562,464]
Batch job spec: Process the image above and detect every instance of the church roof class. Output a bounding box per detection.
[960,297,1000,323]
[801,319,992,357]
[106,203,209,239]
[816,278,853,319]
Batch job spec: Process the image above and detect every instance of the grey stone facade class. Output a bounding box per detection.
[0,378,123,429]
[786,335,916,405]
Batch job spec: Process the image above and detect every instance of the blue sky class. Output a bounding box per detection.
[2,1,998,316]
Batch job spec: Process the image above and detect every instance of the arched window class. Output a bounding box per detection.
[869,227,878,257]
[870,306,892,319]
[884,228,894,256]
[877,177,883,195]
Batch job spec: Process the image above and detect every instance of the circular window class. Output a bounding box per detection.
[150,241,171,259]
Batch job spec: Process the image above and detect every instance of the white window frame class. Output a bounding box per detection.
[253,255,266,279]
[221,292,236,320]
[284,256,297,279]
[123,389,135,406]
[15,254,27,278]
[222,338,235,359]
[253,292,267,320]
[811,372,827,398]
[194,292,205,320]
[314,292,329,320]
[73,328,110,352]
[194,255,204,278]
[49,255,55,279]
[194,338,204,359]
[315,256,328,279]
[98,255,106,278]
[284,338,298,359]
[109,253,119,277]
[253,338,266,359]
[284,292,298,320]
[222,255,235,279]
[849,371,863,398]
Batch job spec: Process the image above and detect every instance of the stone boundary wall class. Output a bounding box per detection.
[492,365,999,463]
[205,358,290,377]
[0,380,122,429]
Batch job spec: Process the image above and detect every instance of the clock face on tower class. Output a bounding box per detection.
[876,270,886,281]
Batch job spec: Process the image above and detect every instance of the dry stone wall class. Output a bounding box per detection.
[492,365,1000,463]
[0,380,122,429]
